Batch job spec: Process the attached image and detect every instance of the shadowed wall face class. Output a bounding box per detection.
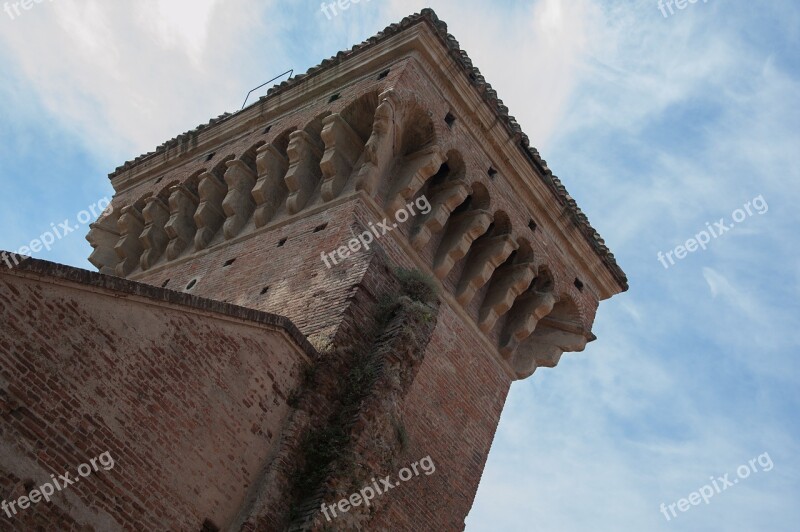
[0,264,310,530]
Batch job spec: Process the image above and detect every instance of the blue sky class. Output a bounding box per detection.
[1,1,798,530]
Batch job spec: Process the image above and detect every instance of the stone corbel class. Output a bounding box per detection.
[222,159,258,239]
[285,130,324,215]
[193,171,227,250]
[114,205,145,277]
[139,196,171,270]
[510,321,590,379]
[86,212,120,276]
[455,234,518,306]
[410,180,470,250]
[164,184,199,260]
[320,113,365,201]
[498,289,558,357]
[478,261,536,333]
[354,89,401,197]
[432,209,493,279]
[253,144,290,228]
[385,145,444,215]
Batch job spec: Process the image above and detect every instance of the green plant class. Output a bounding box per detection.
[395,268,438,304]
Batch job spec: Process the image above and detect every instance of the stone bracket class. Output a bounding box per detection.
[499,290,557,357]
[354,89,400,197]
[114,205,145,277]
[433,209,492,279]
[386,145,444,214]
[455,234,518,306]
[222,159,258,239]
[320,113,365,202]
[139,196,171,270]
[253,144,290,228]
[164,184,199,261]
[511,326,589,379]
[478,261,536,333]
[86,214,120,276]
[193,171,227,251]
[285,130,324,215]
[410,179,470,250]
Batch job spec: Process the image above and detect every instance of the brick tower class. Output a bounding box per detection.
[0,8,626,531]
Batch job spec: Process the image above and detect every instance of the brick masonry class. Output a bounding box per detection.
[1,8,627,531]
[0,259,314,530]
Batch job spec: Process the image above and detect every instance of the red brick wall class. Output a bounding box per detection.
[370,306,511,530]
[0,262,312,530]
[345,202,514,530]
[132,199,374,351]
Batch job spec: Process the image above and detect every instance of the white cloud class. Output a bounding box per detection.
[0,0,281,160]
[384,0,598,150]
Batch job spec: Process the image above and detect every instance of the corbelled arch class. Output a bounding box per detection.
[478,238,538,333]
[409,150,470,251]
[354,88,444,201]
[432,182,492,280]
[454,210,518,306]
[497,266,557,357]
[320,91,379,201]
